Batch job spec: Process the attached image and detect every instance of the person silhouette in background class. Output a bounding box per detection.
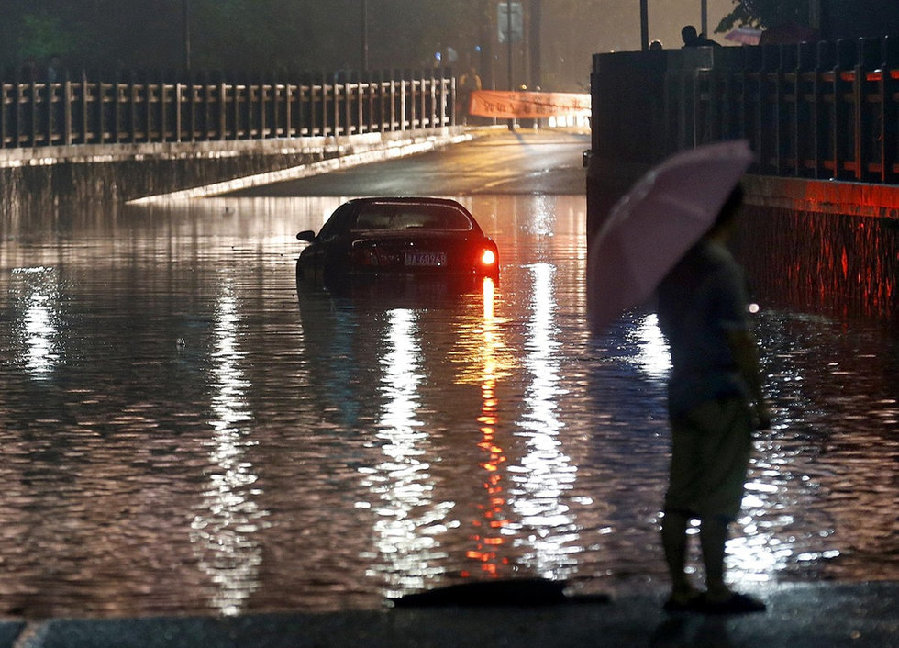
[457,66,482,125]
[681,25,721,48]
[657,185,771,615]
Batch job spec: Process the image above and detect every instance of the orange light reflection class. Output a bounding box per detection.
[464,277,511,579]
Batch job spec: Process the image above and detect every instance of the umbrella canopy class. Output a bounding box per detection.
[586,140,753,334]
[725,27,762,45]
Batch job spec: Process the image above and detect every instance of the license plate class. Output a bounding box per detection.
[404,251,446,267]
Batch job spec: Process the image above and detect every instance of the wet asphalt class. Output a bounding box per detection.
[1,581,895,647]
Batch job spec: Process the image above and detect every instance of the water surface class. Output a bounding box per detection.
[0,195,896,618]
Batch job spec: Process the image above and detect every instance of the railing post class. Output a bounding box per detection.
[406,69,415,131]
[0,83,7,148]
[175,82,184,142]
[284,79,293,138]
[420,69,427,129]
[814,41,836,179]
[45,80,55,145]
[344,73,352,136]
[270,77,279,138]
[390,69,398,132]
[358,71,366,134]
[80,75,90,144]
[97,80,107,144]
[337,72,344,136]
[310,75,318,137]
[857,38,881,182]
[113,77,122,143]
[233,81,243,140]
[758,44,780,174]
[883,35,899,182]
[298,75,308,137]
[146,75,155,143]
[129,76,138,142]
[334,73,342,137]
[217,81,227,139]
[29,79,39,147]
[247,81,256,139]
[321,73,329,137]
[794,42,814,176]
[159,80,168,142]
[185,77,194,142]
[63,78,73,145]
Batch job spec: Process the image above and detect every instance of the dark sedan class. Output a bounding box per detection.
[296,197,499,288]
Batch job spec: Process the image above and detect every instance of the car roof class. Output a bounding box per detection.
[347,197,469,210]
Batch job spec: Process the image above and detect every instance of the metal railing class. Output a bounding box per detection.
[0,70,455,149]
[592,35,899,185]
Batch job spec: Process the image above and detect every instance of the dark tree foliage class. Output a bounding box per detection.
[0,0,487,78]
[716,0,811,32]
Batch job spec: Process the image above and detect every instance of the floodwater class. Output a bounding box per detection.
[0,193,896,620]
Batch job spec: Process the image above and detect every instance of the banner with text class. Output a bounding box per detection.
[468,90,591,119]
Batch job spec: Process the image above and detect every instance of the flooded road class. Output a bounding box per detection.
[0,132,896,619]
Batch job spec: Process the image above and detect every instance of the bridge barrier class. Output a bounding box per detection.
[0,69,454,149]
[590,35,899,193]
[0,70,459,213]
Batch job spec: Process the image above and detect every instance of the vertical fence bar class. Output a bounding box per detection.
[883,36,899,182]
[13,82,22,147]
[63,79,73,145]
[298,76,308,137]
[28,80,38,146]
[333,75,341,136]
[310,75,319,137]
[407,70,415,131]
[390,70,398,132]
[358,72,366,134]
[130,77,139,142]
[345,75,353,135]
[834,39,856,180]
[176,80,184,142]
[159,81,168,142]
[0,83,7,148]
[284,81,293,137]
[321,73,329,137]
[80,76,89,143]
[216,82,226,139]
[419,70,427,129]
[814,41,834,178]
[44,82,54,145]
[857,38,881,182]
[233,82,243,139]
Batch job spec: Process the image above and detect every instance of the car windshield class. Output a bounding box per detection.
[353,204,473,231]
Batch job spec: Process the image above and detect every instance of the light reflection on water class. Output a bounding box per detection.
[0,195,896,618]
[190,277,270,616]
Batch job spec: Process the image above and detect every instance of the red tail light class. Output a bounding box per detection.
[481,249,497,266]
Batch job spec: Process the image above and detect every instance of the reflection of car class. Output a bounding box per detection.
[296,197,499,288]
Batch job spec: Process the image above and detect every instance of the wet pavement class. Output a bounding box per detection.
[2,581,896,647]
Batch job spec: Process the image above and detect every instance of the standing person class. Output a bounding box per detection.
[656,185,771,614]
[457,66,482,125]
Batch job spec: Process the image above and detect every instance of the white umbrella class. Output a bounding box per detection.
[725,27,762,45]
[586,140,754,334]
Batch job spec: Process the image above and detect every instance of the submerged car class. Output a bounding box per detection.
[296,197,499,288]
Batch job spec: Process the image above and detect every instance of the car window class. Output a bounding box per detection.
[318,203,355,240]
[354,204,473,231]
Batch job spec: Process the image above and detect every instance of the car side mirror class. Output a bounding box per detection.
[296,230,316,242]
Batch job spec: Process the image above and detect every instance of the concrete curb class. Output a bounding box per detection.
[128,132,476,203]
